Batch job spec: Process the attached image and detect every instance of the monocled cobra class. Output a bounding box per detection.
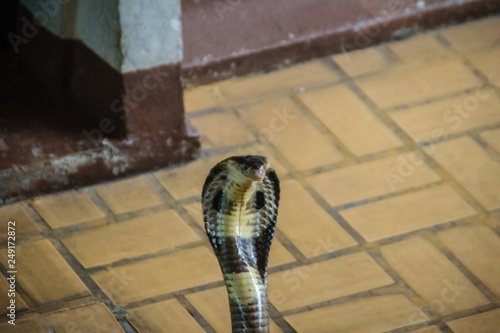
[202,155,280,333]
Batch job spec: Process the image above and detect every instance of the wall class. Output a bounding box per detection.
[1,0,199,204]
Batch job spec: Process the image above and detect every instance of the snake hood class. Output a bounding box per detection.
[202,155,280,333]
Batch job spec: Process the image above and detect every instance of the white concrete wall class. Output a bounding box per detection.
[20,0,64,36]
[74,0,122,71]
[20,0,182,73]
[119,0,182,72]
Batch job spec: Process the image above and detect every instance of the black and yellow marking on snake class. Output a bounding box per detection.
[202,155,280,333]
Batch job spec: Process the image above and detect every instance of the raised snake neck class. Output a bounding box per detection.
[202,155,280,333]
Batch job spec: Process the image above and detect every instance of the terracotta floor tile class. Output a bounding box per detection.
[268,252,393,311]
[220,61,339,100]
[186,286,283,333]
[389,89,500,141]
[389,34,450,64]
[381,237,489,315]
[438,225,500,297]
[95,175,163,215]
[183,202,295,267]
[440,17,500,52]
[278,180,357,257]
[0,275,27,314]
[308,152,440,207]
[333,47,390,77]
[0,313,50,333]
[186,287,230,333]
[239,98,344,170]
[91,246,221,305]
[408,326,443,333]
[356,60,481,109]
[47,303,124,333]
[340,185,476,241]
[466,45,500,88]
[432,137,500,210]
[199,134,215,149]
[285,294,428,333]
[184,83,224,113]
[184,202,204,228]
[128,299,204,333]
[32,191,105,228]
[268,239,296,268]
[155,154,225,200]
[190,112,253,147]
[446,308,500,333]
[299,84,403,156]
[0,203,40,241]
[0,239,89,303]
[62,210,200,268]
[480,128,500,153]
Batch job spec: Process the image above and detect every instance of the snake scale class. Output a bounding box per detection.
[202,155,280,333]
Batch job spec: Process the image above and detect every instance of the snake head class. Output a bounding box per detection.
[228,155,271,181]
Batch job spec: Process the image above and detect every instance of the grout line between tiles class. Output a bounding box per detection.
[424,232,499,304]
[45,237,139,333]
[320,41,500,328]
[176,295,217,333]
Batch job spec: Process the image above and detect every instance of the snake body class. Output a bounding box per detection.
[202,155,280,333]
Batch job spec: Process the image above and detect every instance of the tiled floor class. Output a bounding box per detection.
[1,16,500,333]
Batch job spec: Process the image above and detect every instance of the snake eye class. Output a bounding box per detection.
[242,166,254,178]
